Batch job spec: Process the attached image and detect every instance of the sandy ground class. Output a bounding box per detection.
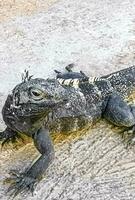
[1,0,135,199]
[0,0,58,22]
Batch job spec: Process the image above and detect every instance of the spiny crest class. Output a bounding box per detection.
[88,77,102,83]
[21,69,33,82]
[57,78,80,88]
[57,76,104,88]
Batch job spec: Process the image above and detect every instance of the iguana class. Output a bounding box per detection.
[1,65,135,197]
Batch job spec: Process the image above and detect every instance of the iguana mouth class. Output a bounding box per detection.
[10,99,68,118]
[21,98,68,108]
[44,99,68,108]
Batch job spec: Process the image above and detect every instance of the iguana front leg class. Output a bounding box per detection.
[8,127,54,197]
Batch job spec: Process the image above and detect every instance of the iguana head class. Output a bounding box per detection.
[11,78,67,117]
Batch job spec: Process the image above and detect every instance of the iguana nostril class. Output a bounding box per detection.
[63,98,68,103]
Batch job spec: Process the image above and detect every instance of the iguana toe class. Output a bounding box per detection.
[7,171,36,197]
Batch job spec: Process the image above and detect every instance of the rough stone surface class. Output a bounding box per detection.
[1,0,135,199]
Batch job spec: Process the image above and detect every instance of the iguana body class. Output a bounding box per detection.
[1,66,135,197]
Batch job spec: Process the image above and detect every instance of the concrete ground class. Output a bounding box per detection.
[1,0,135,199]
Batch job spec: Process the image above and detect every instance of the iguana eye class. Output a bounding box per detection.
[30,87,53,100]
[31,90,41,97]
[30,88,43,100]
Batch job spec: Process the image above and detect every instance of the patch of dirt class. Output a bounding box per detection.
[0,0,58,22]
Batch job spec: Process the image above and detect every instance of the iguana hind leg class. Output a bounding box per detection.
[103,93,135,127]
[103,93,135,145]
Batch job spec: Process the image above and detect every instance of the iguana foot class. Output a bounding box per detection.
[119,126,135,148]
[7,169,37,197]
[126,126,135,147]
[0,128,24,147]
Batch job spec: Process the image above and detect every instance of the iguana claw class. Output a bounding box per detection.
[7,170,37,197]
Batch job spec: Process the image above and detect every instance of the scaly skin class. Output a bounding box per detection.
[1,66,135,197]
